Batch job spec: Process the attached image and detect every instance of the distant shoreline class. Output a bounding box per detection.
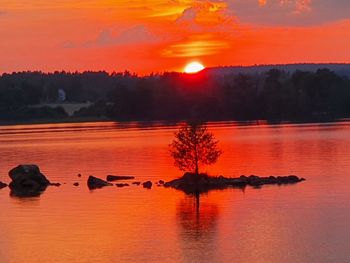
[0,116,349,127]
[0,116,112,127]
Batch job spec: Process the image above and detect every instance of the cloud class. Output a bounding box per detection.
[267,0,312,14]
[63,25,160,48]
[159,0,350,59]
[172,0,350,31]
[229,0,350,26]
[176,1,236,31]
[159,1,236,58]
[108,1,231,60]
[90,25,159,47]
[293,0,312,14]
[161,36,230,57]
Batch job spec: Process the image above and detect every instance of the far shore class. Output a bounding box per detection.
[0,117,113,126]
[0,116,349,127]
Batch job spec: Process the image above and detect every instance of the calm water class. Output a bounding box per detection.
[0,121,349,263]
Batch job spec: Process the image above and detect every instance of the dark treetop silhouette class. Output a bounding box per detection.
[169,123,222,175]
[1,68,350,122]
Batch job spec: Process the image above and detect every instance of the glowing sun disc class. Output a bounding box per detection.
[184,62,205,73]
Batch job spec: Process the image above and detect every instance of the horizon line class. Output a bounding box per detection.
[1,62,350,77]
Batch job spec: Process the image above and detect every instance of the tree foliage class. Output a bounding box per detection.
[169,123,222,174]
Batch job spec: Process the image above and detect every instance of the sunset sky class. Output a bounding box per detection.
[1,0,350,74]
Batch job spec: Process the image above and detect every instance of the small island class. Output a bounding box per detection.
[167,123,305,194]
[164,172,305,194]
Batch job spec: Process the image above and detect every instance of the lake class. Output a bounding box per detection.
[0,121,349,263]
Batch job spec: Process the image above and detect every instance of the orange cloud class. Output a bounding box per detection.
[161,37,230,57]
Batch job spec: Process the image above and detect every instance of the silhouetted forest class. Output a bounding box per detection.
[1,68,350,122]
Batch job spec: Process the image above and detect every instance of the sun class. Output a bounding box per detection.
[184,62,205,74]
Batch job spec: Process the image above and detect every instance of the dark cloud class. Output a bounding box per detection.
[228,0,350,26]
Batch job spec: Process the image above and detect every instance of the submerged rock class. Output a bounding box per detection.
[87,176,112,190]
[106,175,135,181]
[142,181,152,189]
[0,181,7,189]
[8,165,51,197]
[73,182,79,186]
[164,173,305,194]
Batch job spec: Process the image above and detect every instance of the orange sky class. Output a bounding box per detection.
[0,0,349,74]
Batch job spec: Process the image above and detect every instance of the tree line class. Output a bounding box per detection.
[1,68,350,122]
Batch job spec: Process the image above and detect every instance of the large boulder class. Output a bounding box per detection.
[8,165,51,197]
[87,176,112,189]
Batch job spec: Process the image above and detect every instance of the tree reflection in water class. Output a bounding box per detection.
[176,193,220,261]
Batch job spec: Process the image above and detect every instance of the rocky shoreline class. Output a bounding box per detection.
[0,164,306,197]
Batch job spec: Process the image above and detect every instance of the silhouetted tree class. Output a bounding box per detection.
[169,123,222,175]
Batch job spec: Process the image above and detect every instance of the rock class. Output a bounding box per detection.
[247,175,263,187]
[50,183,61,187]
[164,172,305,194]
[116,183,129,187]
[143,181,152,189]
[287,175,301,183]
[158,180,164,185]
[73,182,79,186]
[239,175,248,183]
[132,182,141,185]
[9,165,50,185]
[8,165,51,197]
[164,173,224,194]
[106,175,135,181]
[87,176,112,190]
[276,175,304,184]
[263,176,278,184]
[277,176,287,184]
[0,181,7,189]
[77,174,82,177]
[226,177,247,187]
